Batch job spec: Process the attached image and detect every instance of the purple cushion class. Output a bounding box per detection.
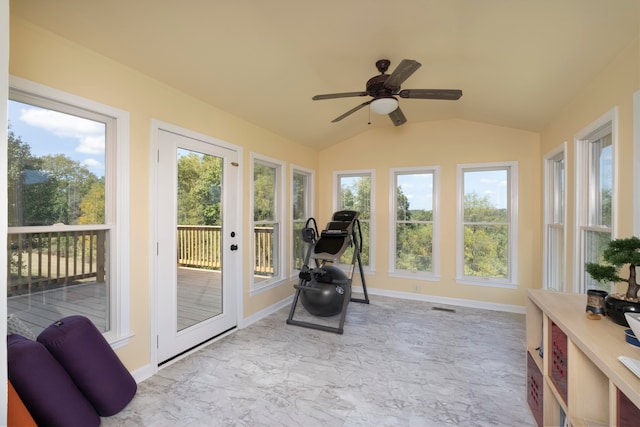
[37,315,137,417]
[7,334,100,427]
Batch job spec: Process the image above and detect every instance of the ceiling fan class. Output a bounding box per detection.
[312,59,462,126]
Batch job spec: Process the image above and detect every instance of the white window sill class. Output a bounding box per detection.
[105,331,135,350]
[456,277,518,289]
[389,271,441,282]
[250,278,288,296]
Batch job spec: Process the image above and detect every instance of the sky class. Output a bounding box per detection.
[342,170,508,211]
[463,169,508,209]
[396,173,433,211]
[8,100,106,177]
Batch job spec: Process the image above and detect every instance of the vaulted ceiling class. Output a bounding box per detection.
[10,0,640,149]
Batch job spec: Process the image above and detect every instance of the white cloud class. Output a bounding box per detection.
[82,158,104,170]
[20,107,105,154]
[77,135,106,155]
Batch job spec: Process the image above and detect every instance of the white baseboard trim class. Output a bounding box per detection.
[130,363,155,384]
[241,295,292,328]
[353,286,526,314]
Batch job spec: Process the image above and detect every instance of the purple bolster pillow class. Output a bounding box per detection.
[37,315,137,416]
[7,334,100,427]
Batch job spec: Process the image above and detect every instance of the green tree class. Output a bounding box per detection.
[177,152,223,225]
[39,154,98,225]
[341,176,371,220]
[78,179,105,224]
[396,185,411,221]
[464,192,507,223]
[8,124,102,226]
[339,176,371,265]
[7,128,32,184]
[292,174,306,221]
[7,127,58,226]
[601,187,612,227]
[292,173,308,269]
[396,222,433,271]
[253,163,276,222]
[395,184,434,271]
[463,192,508,278]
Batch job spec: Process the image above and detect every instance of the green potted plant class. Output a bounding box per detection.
[586,236,640,326]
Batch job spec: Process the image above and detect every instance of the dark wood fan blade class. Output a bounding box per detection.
[398,89,463,100]
[313,91,368,100]
[388,107,407,126]
[331,100,373,122]
[384,59,421,91]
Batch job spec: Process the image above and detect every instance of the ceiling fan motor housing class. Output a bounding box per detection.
[366,74,394,99]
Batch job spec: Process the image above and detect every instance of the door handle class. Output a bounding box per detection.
[230,244,238,251]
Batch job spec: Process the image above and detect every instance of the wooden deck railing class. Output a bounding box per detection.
[7,226,275,295]
[177,225,222,269]
[177,225,275,275]
[7,229,106,295]
[253,226,275,276]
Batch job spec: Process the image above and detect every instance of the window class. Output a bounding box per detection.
[544,147,566,291]
[575,109,616,293]
[7,77,130,346]
[390,167,439,279]
[457,162,518,287]
[291,165,314,276]
[251,154,285,293]
[335,170,374,269]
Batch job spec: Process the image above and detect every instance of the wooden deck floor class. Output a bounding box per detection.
[7,268,223,337]
[175,268,222,331]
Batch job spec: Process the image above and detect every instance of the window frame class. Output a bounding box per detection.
[290,164,314,279]
[333,169,375,272]
[250,153,286,294]
[543,144,566,291]
[574,108,617,294]
[456,161,518,288]
[389,166,440,280]
[634,91,640,236]
[8,76,131,347]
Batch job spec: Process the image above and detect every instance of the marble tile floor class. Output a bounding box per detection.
[102,295,535,427]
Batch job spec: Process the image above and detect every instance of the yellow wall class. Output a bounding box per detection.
[540,37,640,292]
[9,17,316,371]
[318,119,541,307]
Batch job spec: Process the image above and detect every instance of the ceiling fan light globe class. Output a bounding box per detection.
[370,97,398,115]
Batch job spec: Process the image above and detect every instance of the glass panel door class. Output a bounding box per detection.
[176,148,223,330]
[156,128,238,363]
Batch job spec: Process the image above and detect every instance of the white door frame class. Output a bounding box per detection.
[149,119,243,368]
